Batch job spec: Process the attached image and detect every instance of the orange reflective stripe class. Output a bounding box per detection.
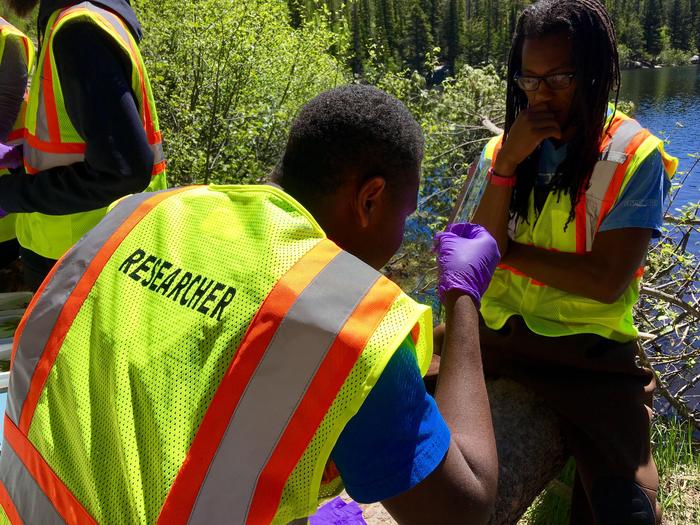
[246,276,400,525]
[24,132,86,153]
[40,38,61,144]
[6,129,23,142]
[599,114,628,153]
[0,481,23,525]
[157,239,341,524]
[4,417,96,524]
[595,129,651,232]
[634,266,645,279]
[152,160,167,176]
[410,323,420,345]
[497,263,546,286]
[575,192,587,253]
[17,187,193,433]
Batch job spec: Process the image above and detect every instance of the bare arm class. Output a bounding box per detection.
[382,293,497,524]
[473,104,562,256]
[503,227,652,303]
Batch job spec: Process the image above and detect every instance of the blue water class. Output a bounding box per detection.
[619,65,700,255]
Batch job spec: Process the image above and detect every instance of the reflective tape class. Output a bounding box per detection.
[0,441,64,525]
[188,251,380,524]
[7,189,183,429]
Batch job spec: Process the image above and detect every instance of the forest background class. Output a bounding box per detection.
[5,0,700,521]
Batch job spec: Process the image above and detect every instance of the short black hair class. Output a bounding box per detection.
[506,0,620,228]
[275,84,424,205]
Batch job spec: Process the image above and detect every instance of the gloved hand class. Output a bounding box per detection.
[0,143,22,170]
[434,222,501,305]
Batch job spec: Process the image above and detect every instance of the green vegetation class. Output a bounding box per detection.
[520,420,700,524]
[289,0,700,72]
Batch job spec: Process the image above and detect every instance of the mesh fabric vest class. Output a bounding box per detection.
[480,110,677,342]
[0,18,34,243]
[16,2,167,261]
[0,185,433,524]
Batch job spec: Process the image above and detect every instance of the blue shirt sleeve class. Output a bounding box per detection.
[330,339,450,503]
[598,149,671,237]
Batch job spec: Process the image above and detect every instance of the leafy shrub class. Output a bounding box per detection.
[134,0,347,185]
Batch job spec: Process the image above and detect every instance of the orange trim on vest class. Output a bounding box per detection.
[410,323,420,345]
[17,187,193,434]
[24,132,86,153]
[246,277,401,525]
[634,266,645,279]
[4,417,96,524]
[497,263,546,287]
[599,113,628,153]
[152,160,167,176]
[40,39,61,144]
[6,129,24,143]
[575,192,587,253]
[157,239,342,524]
[596,129,651,232]
[0,479,23,525]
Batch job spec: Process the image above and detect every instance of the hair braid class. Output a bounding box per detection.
[505,0,620,228]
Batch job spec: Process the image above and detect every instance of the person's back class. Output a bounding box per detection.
[0,85,500,524]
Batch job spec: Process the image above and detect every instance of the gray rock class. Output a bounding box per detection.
[691,55,699,64]
[487,378,568,525]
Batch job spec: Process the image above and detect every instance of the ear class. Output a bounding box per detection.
[355,176,387,228]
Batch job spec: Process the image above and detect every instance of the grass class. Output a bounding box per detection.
[519,418,700,524]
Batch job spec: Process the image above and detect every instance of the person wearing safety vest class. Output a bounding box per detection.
[0,0,167,291]
[0,85,501,524]
[469,1,677,523]
[0,17,33,277]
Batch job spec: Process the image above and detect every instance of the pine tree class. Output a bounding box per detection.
[644,0,664,55]
[670,0,693,49]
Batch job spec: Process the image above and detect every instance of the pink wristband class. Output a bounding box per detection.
[487,167,516,187]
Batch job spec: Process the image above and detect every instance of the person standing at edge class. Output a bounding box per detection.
[0,85,500,524]
[0,0,167,291]
[0,17,33,276]
[471,1,677,523]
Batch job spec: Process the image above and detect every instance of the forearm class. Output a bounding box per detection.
[504,241,625,303]
[434,293,497,505]
[472,184,512,256]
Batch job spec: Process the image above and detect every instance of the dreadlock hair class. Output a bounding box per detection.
[505,0,620,228]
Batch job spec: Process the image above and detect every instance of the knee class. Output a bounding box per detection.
[590,477,658,525]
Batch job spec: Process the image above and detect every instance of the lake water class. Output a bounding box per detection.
[619,65,699,254]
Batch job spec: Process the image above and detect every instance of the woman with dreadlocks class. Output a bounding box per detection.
[471,0,677,523]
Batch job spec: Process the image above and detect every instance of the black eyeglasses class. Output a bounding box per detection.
[514,72,576,92]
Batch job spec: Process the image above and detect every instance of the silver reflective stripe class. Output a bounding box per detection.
[7,189,180,426]
[188,251,380,525]
[288,519,309,524]
[24,145,84,172]
[600,118,643,163]
[0,441,64,524]
[583,118,645,251]
[152,141,165,164]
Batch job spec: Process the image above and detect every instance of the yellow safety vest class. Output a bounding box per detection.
[0,18,34,244]
[480,110,677,342]
[0,185,433,524]
[16,2,167,261]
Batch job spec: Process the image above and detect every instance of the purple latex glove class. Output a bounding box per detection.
[0,207,7,219]
[434,222,501,305]
[309,496,366,524]
[0,142,22,170]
